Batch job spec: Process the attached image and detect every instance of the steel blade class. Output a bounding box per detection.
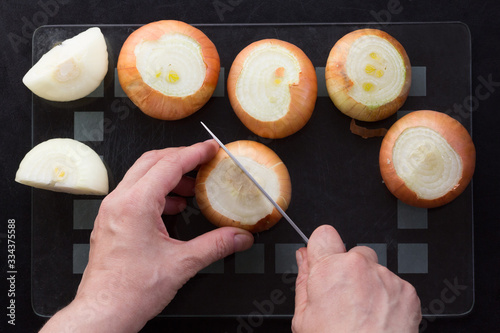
[201,122,308,244]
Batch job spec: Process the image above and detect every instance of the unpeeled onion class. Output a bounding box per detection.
[23,27,108,102]
[117,20,220,120]
[15,138,109,195]
[326,29,411,122]
[195,140,291,233]
[379,110,475,208]
[227,39,317,139]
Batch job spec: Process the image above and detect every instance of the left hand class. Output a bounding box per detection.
[40,140,254,333]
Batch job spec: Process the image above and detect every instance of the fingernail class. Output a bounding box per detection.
[296,250,303,267]
[234,233,253,252]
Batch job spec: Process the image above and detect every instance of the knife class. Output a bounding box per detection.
[201,122,309,244]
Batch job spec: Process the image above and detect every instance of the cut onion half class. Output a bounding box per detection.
[22,27,108,102]
[15,138,109,195]
[227,39,317,139]
[117,20,220,120]
[379,111,475,208]
[195,140,292,232]
[326,29,411,122]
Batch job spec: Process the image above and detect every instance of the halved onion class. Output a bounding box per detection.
[22,27,108,102]
[326,29,411,122]
[379,111,475,208]
[195,140,291,232]
[117,20,220,120]
[227,39,317,139]
[15,138,109,195]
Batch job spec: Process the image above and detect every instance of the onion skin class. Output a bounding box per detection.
[326,29,411,122]
[117,20,220,120]
[379,110,476,208]
[195,140,292,233]
[227,39,317,139]
[350,118,388,138]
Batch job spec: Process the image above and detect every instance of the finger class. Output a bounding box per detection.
[171,176,196,197]
[177,227,254,277]
[138,140,219,201]
[116,148,177,191]
[163,196,187,215]
[307,225,346,269]
[348,246,378,263]
[294,247,309,317]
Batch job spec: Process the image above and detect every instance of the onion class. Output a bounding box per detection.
[117,20,220,120]
[15,138,109,195]
[326,29,411,122]
[227,39,317,139]
[379,110,475,208]
[22,27,108,102]
[195,140,291,232]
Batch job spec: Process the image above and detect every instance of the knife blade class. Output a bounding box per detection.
[201,122,309,244]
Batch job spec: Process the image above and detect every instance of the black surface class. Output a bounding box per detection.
[1,1,500,332]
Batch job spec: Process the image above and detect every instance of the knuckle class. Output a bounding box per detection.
[359,245,378,261]
[140,149,161,161]
[178,234,232,277]
[213,233,232,260]
[345,250,371,267]
[89,228,99,245]
[179,255,206,277]
[404,281,421,306]
[291,318,301,333]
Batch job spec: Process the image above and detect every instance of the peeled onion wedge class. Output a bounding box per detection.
[379,111,475,208]
[326,29,411,122]
[117,20,220,120]
[22,27,108,102]
[227,39,317,139]
[15,138,109,195]
[195,140,291,233]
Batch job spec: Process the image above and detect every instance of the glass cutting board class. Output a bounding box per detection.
[30,23,473,318]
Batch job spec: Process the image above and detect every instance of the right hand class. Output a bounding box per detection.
[292,225,422,333]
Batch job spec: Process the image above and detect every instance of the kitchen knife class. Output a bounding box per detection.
[201,122,309,244]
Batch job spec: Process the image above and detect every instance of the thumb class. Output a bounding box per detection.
[180,227,254,275]
[307,225,346,268]
[293,247,309,316]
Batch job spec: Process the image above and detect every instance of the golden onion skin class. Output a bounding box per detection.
[379,110,475,208]
[227,39,317,139]
[326,29,411,122]
[195,140,292,233]
[117,20,220,120]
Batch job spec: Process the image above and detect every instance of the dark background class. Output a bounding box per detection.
[1,0,499,332]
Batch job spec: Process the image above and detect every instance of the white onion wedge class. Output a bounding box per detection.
[23,27,108,102]
[15,138,109,195]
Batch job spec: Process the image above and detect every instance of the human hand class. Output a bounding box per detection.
[40,140,254,333]
[292,225,422,333]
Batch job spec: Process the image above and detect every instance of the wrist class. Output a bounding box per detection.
[40,294,147,333]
